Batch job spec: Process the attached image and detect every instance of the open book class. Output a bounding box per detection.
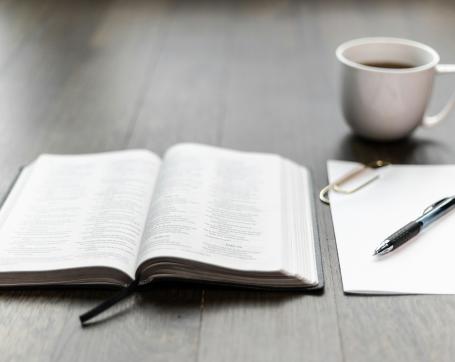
[0,144,322,292]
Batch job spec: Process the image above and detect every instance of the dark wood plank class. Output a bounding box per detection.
[0,0,455,361]
[127,0,229,152]
[0,1,203,361]
[197,2,344,361]
[309,1,455,361]
[198,1,455,361]
[0,0,115,185]
[0,0,52,69]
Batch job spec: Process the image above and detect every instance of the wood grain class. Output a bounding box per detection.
[0,0,455,361]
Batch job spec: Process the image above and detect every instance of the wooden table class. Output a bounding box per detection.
[1,0,455,361]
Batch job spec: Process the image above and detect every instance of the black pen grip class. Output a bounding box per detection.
[386,221,422,248]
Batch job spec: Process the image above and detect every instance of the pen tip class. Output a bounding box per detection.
[373,243,393,256]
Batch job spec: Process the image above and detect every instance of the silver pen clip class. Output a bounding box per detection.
[422,197,451,215]
[422,198,450,215]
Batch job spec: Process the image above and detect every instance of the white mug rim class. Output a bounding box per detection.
[336,37,440,73]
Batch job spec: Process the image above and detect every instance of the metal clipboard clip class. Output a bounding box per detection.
[320,160,390,205]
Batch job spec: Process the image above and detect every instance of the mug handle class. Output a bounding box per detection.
[422,64,455,127]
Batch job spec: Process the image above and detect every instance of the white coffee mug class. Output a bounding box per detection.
[336,37,455,141]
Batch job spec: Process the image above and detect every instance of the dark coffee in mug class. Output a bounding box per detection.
[361,61,415,69]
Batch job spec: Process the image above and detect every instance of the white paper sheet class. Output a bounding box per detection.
[328,160,455,294]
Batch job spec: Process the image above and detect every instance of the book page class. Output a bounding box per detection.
[0,150,160,279]
[137,144,284,272]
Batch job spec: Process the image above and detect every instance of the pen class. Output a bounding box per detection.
[373,196,455,256]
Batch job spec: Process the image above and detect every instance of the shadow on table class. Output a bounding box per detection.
[0,283,314,327]
[334,134,451,164]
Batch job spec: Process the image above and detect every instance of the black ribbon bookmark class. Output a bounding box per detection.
[79,279,139,326]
